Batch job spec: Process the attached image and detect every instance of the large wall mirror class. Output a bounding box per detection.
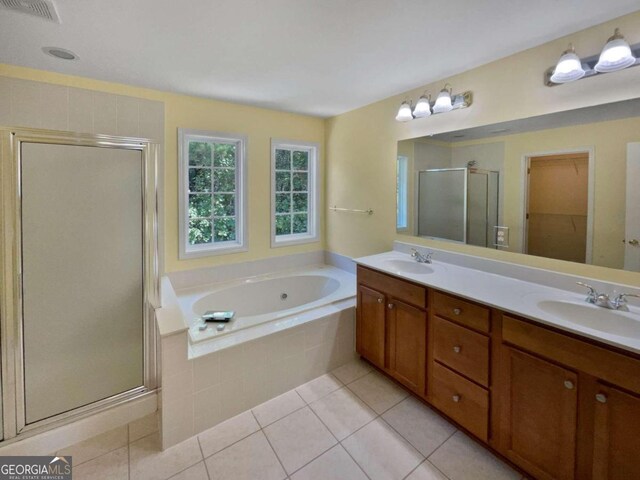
[397,98,640,272]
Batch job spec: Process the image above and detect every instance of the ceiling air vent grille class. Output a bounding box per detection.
[0,0,60,23]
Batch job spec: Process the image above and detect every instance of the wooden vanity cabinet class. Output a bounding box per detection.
[356,285,386,369]
[498,346,578,480]
[592,384,640,480]
[356,266,427,395]
[356,266,640,480]
[496,314,640,480]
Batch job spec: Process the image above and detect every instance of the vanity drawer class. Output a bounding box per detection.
[502,315,640,394]
[432,291,490,333]
[430,361,488,441]
[357,266,426,309]
[432,316,490,387]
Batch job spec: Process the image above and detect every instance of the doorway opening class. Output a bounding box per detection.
[524,151,593,263]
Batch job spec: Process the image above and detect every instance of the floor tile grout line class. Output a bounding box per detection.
[426,459,454,480]
[425,428,459,462]
[199,422,261,460]
[303,385,374,480]
[378,412,429,460]
[255,401,308,429]
[337,409,381,444]
[195,435,212,480]
[377,416,426,460]
[401,458,453,480]
[256,411,292,478]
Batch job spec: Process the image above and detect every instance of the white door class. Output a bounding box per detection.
[625,143,640,271]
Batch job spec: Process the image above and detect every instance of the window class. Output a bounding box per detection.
[271,140,319,247]
[178,129,247,258]
[397,155,408,230]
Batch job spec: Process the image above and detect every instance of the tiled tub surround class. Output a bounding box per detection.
[365,242,640,354]
[157,254,357,449]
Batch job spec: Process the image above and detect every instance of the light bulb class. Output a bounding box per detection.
[395,101,414,122]
[595,28,636,73]
[432,86,453,114]
[550,44,585,83]
[413,95,432,118]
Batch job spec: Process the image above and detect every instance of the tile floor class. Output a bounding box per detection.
[70,359,525,480]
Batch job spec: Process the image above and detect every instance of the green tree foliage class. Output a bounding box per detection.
[188,141,238,245]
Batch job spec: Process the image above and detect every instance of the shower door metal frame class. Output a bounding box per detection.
[0,127,160,442]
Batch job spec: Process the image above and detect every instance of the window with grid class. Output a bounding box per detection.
[272,140,319,246]
[179,129,246,258]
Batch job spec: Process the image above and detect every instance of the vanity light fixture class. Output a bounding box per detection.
[595,28,636,73]
[394,85,472,122]
[413,93,432,118]
[545,28,638,86]
[395,100,414,122]
[432,84,453,114]
[550,44,585,83]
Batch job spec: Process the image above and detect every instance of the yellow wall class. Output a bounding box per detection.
[0,64,325,273]
[326,11,640,285]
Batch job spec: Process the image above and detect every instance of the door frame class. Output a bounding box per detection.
[519,147,595,264]
[0,127,160,442]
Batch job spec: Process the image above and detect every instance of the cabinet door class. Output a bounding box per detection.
[592,384,640,480]
[501,347,578,480]
[387,299,426,394]
[356,285,386,369]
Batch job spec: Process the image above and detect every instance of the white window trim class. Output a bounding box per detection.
[178,128,248,259]
[270,139,320,248]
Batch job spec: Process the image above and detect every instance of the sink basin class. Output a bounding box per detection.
[536,300,640,338]
[382,259,435,275]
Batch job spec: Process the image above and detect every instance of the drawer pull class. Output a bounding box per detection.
[452,394,461,403]
[453,345,461,354]
[564,380,574,390]
[388,303,395,310]
[595,393,608,404]
[377,297,383,303]
[453,308,462,315]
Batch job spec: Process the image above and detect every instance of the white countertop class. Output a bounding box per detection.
[354,250,640,355]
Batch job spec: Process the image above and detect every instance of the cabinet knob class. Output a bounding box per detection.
[453,345,461,354]
[377,297,383,303]
[595,393,608,404]
[453,308,462,315]
[388,303,395,310]
[452,394,461,403]
[564,380,574,390]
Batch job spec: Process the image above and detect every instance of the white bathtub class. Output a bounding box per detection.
[176,265,356,350]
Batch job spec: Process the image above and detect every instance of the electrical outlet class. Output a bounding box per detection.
[494,226,509,247]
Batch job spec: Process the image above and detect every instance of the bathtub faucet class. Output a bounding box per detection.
[410,248,433,264]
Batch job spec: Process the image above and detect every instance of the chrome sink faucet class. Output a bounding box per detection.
[410,248,433,264]
[577,282,640,311]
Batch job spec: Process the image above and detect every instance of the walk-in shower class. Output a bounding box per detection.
[417,168,500,248]
[0,128,160,442]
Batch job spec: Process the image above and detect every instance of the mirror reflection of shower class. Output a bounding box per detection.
[417,168,500,248]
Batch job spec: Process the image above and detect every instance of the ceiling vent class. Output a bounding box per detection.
[0,0,60,23]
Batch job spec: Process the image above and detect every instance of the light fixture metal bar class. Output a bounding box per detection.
[434,91,473,113]
[544,42,640,87]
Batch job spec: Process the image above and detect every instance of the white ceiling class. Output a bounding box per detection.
[0,1,638,117]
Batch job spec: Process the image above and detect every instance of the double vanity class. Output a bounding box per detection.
[354,246,640,480]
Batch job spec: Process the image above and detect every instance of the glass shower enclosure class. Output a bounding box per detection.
[417,168,499,248]
[0,128,160,441]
